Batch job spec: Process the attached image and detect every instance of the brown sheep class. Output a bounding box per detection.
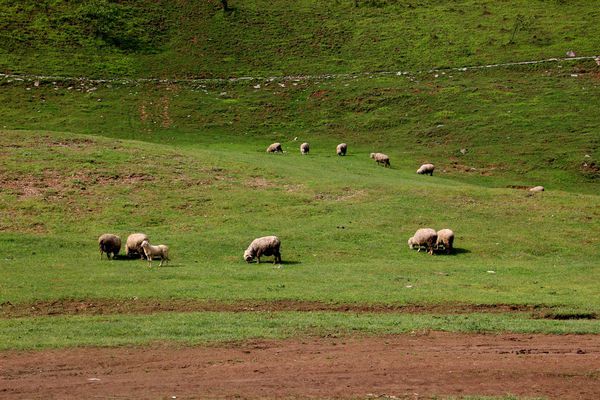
[98,234,121,259]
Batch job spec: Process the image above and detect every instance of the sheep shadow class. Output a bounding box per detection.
[278,260,301,266]
[438,247,470,256]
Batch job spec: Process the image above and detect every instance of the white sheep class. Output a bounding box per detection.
[436,229,455,254]
[408,228,437,255]
[140,239,170,267]
[417,163,435,176]
[529,186,545,192]
[244,235,281,264]
[336,143,347,156]
[370,152,390,167]
[266,142,283,153]
[98,233,121,259]
[126,233,149,259]
[300,142,310,155]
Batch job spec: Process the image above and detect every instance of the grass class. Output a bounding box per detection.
[1,0,599,78]
[2,311,599,350]
[0,129,598,312]
[0,0,599,354]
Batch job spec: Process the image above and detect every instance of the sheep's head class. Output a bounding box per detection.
[243,249,254,263]
[370,153,375,159]
[140,240,150,248]
[408,237,415,249]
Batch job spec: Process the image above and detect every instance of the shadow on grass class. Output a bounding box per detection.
[450,247,470,255]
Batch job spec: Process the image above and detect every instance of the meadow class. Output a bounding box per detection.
[0,0,599,353]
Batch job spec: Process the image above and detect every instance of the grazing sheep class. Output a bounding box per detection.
[436,229,455,254]
[140,240,169,267]
[244,235,281,264]
[336,143,347,156]
[408,228,437,255]
[530,186,545,192]
[370,152,390,167]
[300,142,310,155]
[417,163,435,176]
[98,234,121,259]
[126,233,149,259]
[266,142,283,153]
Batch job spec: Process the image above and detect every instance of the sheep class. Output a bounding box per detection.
[126,233,149,259]
[244,235,281,264]
[370,152,390,167]
[436,229,455,254]
[529,186,545,192]
[140,239,169,267]
[408,228,437,255]
[417,163,435,176]
[300,142,310,155]
[266,142,283,153]
[336,143,347,156]
[98,233,121,259]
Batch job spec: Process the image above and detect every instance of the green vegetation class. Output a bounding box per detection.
[1,0,599,77]
[0,0,598,352]
[2,311,599,350]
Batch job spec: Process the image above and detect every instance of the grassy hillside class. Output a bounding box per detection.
[0,0,599,351]
[1,63,598,192]
[1,0,599,77]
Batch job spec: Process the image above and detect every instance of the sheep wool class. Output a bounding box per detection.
[300,142,310,155]
[408,228,437,255]
[98,233,121,259]
[436,229,455,254]
[244,235,282,264]
[140,240,170,267]
[417,163,435,175]
[266,143,283,153]
[126,233,149,259]
[370,152,390,167]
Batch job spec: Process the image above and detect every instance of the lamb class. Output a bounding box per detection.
[244,235,282,264]
[370,152,390,167]
[98,233,121,259]
[417,163,435,176]
[266,142,283,153]
[436,229,455,254]
[300,142,310,155]
[529,186,545,192]
[336,143,347,156]
[126,233,149,259]
[408,228,437,255]
[140,240,170,267]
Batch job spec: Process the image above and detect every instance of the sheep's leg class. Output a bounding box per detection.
[100,249,103,260]
[159,257,164,267]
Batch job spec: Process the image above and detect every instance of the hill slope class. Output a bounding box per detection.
[1,0,599,77]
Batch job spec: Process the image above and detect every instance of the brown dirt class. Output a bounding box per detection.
[2,332,599,399]
[0,299,555,319]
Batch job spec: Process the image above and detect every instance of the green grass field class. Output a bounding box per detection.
[0,0,599,353]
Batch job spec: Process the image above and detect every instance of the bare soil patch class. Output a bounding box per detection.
[2,332,599,399]
[0,299,550,319]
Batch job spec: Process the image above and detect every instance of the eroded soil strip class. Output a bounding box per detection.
[2,332,599,399]
[0,299,551,319]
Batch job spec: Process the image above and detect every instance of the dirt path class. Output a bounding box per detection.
[2,332,599,399]
[0,299,551,318]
